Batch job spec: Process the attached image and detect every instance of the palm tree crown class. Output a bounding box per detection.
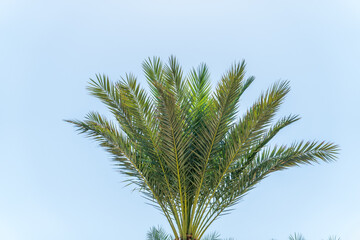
[67,56,338,240]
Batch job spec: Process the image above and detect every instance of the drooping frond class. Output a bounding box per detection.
[196,140,339,238]
[65,112,146,188]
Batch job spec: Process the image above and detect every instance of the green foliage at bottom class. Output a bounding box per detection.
[147,226,171,240]
[146,227,340,240]
[288,233,340,240]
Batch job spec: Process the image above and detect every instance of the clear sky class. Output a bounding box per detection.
[1,0,359,239]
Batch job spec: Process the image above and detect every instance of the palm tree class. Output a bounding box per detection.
[146,229,340,240]
[289,233,306,240]
[147,226,172,240]
[288,233,340,240]
[67,56,338,240]
[146,226,232,240]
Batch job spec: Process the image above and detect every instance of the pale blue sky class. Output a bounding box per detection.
[1,0,359,239]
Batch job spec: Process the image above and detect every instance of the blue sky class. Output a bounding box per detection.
[0,0,359,239]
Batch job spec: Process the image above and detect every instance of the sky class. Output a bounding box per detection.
[0,0,359,239]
